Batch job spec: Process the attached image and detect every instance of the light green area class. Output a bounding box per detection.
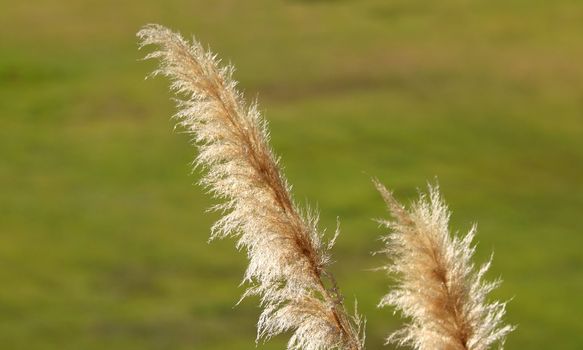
[1,0,582,349]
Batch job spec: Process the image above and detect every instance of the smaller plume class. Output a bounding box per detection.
[373,180,514,350]
[137,24,364,350]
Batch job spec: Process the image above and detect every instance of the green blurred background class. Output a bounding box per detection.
[1,0,582,349]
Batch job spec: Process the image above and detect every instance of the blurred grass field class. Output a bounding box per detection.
[1,0,582,349]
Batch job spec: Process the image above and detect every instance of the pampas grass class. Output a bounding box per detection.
[373,180,514,350]
[137,23,513,350]
[137,24,364,350]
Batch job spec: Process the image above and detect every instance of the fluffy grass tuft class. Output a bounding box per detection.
[374,180,514,350]
[137,24,364,350]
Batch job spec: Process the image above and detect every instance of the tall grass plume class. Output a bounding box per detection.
[137,24,364,350]
[374,180,514,350]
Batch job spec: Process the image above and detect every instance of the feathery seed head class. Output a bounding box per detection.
[374,180,514,350]
[138,24,363,350]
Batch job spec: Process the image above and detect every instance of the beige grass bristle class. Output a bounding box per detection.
[373,180,514,350]
[137,24,364,350]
